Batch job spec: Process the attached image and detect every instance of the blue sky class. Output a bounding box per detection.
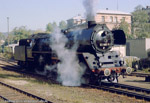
[0,0,150,32]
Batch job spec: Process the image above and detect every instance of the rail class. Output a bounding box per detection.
[83,82,150,101]
[0,81,52,103]
[127,72,150,82]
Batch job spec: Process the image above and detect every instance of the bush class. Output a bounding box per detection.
[144,68,150,73]
[124,56,140,67]
[2,46,14,59]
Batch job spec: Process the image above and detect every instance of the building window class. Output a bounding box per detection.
[101,16,105,22]
[110,16,113,22]
[114,17,118,23]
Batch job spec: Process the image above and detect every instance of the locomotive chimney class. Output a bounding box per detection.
[88,21,96,28]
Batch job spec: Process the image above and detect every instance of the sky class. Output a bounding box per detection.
[0,0,150,32]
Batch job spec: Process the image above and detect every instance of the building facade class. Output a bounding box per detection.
[67,10,131,31]
[95,10,131,31]
[67,14,86,28]
[126,38,150,58]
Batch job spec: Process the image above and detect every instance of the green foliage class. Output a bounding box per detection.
[46,22,58,33]
[0,46,3,53]
[112,19,133,39]
[4,34,14,45]
[2,46,13,59]
[52,22,57,28]
[59,20,67,29]
[118,19,132,39]
[143,68,150,73]
[132,5,150,38]
[124,57,133,67]
[3,26,31,46]
[46,22,53,33]
[124,56,139,67]
[0,32,5,40]
[3,46,12,53]
[12,26,31,43]
[0,33,5,50]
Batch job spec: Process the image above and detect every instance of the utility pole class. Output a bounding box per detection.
[7,17,9,45]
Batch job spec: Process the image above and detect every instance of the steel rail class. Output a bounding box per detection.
[101,82,150,94]
[127,72,150,77]
[0,95,13,103]
[85,83,150,101]
[0,81,52,103]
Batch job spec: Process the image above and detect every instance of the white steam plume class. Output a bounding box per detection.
[50,27,85,86]
[83,0,98,21]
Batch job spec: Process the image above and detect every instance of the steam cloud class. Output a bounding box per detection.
[36,0,100,86]
[83,0,98,21]
[49,27,85,86]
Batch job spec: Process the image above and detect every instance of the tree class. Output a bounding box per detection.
[52,22,57,28]
[132,5,150,38]
[112,20,132,39]
[46,22,53,33]
[0,32,5,53]
[59,20,67,29]
[12,26,31,43]
[46,22,58,33]
[118,19,132,38]
[0,32,5,40]
[3,34,14,46]
[3,26,31,45]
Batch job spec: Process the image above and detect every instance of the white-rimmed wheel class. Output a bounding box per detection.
[126,67,132,74]
[104,68,111,76]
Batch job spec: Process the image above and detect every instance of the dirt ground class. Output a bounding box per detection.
[0,68,150,103]
[118,75,150,89]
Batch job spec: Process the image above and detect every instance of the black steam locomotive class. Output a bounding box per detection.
[14,21,132,84]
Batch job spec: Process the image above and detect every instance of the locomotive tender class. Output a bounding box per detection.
[14,21,132,84]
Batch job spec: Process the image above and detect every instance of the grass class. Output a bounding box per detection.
[143,68,150,73]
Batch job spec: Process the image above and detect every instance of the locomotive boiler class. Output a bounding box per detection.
[14,21,132,84]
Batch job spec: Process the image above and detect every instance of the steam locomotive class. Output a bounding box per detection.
[14,21,132,84]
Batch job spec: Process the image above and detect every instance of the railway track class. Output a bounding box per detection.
[0,58,53,103]
[0,57,17,66]
[127,72,150,82]
[85,82,150,101]
[102,82,150,94]
[129,72,150,77]
[0,57,150,102]
[0,81,52,103]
